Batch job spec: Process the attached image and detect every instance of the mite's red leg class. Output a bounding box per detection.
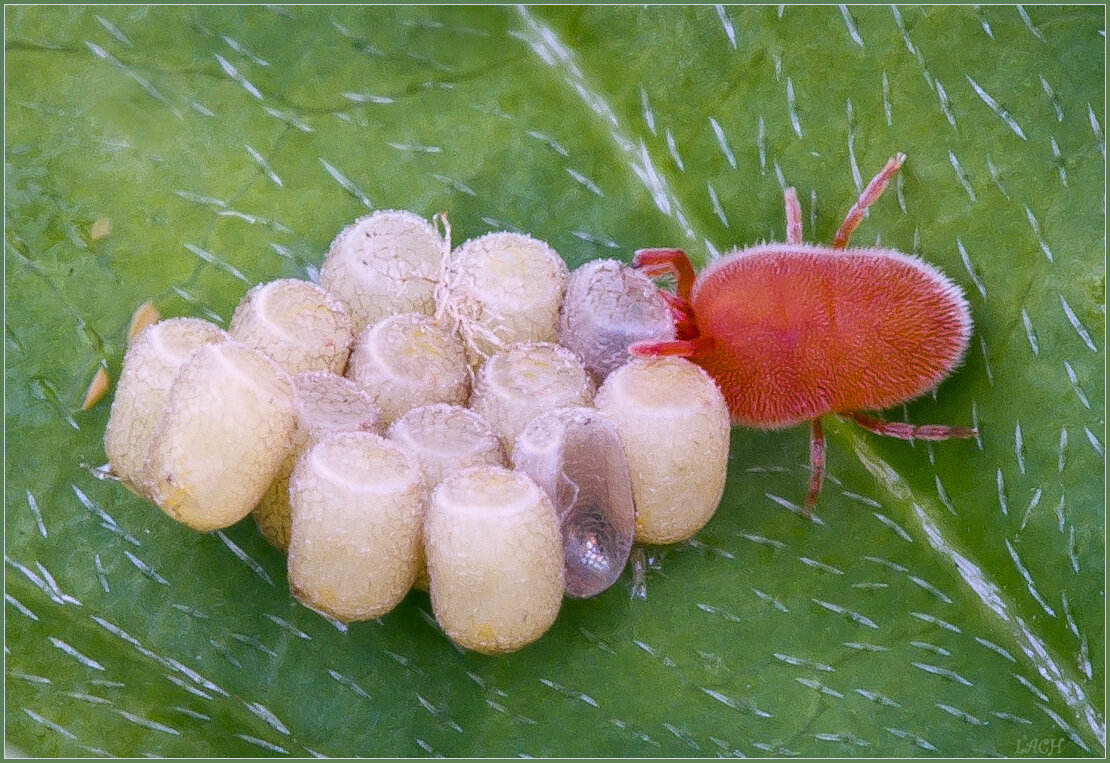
[847,411,978,441]
[833,152,906,249]
[629,337,710,359]
[784,187,804,245]
[657,291,699,340]
[804,418,826,518]
[633,248,696,301]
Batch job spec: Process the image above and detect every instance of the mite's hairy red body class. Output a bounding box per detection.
[632,154,978,516]
[692,244,972,427]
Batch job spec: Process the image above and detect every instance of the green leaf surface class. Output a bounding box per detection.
[5,5,1105,757]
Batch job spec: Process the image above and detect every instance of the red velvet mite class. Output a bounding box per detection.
[631,153,977,516]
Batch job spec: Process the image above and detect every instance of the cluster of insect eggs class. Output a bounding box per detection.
[104,155,978,654]
[105,210,730,655]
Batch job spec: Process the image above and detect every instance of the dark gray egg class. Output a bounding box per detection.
[557,259,675,383]
[513,406,635,599]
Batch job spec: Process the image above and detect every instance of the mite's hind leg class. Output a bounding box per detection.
[847,411,978,441]
[633,248,697,301]
[833,153,906,249]
[784,187,804,245]
[803,418,826,518]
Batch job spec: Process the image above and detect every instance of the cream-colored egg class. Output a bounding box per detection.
[137,340,298,532]
[424,466,563,654]
[347,313,470,425]
[253,372,382,552]
[387,403,506,592]
[469,342,594,455]
[436,231,568,365]
[104,317,227,486]
[595,357,730,544]
[287,432,425,622]
[229,278,353,375]
[320,210,446,334]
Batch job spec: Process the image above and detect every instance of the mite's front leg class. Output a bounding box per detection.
[633,248,697,302]
[833,153,906,249]
[629,337,712,359]
[784,187,804,245]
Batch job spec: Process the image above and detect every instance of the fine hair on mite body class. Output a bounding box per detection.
[631,153,978,517]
